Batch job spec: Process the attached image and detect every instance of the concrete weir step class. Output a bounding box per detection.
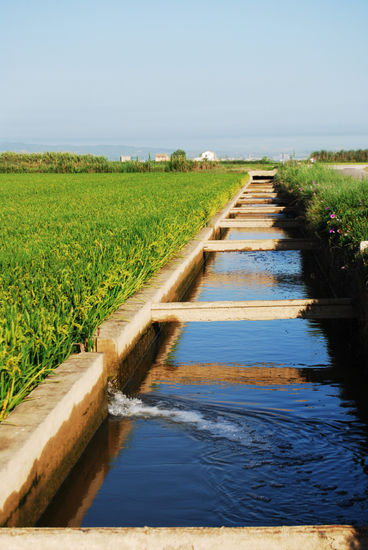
[247,187,275,192]
[237,198,283,204]
[219,219,301,228]
[203,239,320,251]
[230,206,292,214]
[241,192,278,198]
[151,298,356,322]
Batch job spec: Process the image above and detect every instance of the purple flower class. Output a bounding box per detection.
[325,207,330,210]
[298,187,303,191]
[330,213,336,219]
[329,228,335,233]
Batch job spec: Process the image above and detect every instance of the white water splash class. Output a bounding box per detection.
[108,391,246,443]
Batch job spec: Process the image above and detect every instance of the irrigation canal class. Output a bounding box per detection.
[39,175,368,528]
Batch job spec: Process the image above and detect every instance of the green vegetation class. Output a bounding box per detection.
[0,152,111,173]
[218,160,277,172]
[0,152,220,174]
[0,152,278,174]
[170,149,186,160]
[310,149,368,163]
[275,163,368,260]
[0,172,245,420]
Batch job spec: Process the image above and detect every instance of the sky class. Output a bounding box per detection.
[1,0,368,153]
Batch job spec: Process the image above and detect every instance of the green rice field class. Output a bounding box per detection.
[0,172,245,420]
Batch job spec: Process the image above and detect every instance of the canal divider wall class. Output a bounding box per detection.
[0,171,255,527]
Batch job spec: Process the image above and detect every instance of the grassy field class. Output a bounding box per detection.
[275,163,368,257]
[0,172,245,420]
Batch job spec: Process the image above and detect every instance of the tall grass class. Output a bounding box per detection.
[275,163,368,255]
[310,149,368,162]
[0,152,220,174]
[0,172,245,420]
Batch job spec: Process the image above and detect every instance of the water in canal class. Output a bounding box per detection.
[39,227,368,527]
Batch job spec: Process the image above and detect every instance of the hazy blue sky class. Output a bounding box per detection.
[1,0,367,150]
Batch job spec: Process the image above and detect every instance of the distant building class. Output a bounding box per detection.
[194,150,218,162]
[120,155,131,162]
[155,153,170,162]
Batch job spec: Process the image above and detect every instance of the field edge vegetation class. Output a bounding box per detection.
[0,172,246,420]
[275,163,368,271]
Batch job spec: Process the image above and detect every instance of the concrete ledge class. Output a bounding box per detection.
[0,353,106,526]
[0,525,367,549]
[203,239,320,251]
[151,298,356,322]
[237,198,283,204]
[230,206,290,214]
[219,219,301,228]
[242,193,278,198]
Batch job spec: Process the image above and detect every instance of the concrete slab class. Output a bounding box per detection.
[230,206,290,214]
[203,239,320,251]
[241,193,278,198]
[151,298,356,322]
[219,219,301,228]
[236,198,282,204]
[0,525,366,549]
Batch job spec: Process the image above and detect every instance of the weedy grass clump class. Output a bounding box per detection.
[0,172,245,420]
[275,163,368,258]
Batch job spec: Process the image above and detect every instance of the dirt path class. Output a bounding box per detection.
[332,164,368,179]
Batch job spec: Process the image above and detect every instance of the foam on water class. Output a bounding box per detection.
[109,391,254,445]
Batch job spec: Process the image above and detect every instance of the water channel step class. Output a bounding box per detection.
[247,187,275,192]
[151,298,356,322]
[241,193,278,198]
[219,219,301,228]
[203,239,320,251]
[237,198,283,204]
[230,206,293,214]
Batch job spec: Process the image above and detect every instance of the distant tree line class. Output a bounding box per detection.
[0,152,111,173]
[310,149,368,162]
[0,151,218,173]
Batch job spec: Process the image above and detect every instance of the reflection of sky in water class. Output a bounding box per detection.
[226,228,302,240]
[197,250,325,301]
[168,319,330,368]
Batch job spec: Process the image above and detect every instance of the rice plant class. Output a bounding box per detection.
[0,172,244,420]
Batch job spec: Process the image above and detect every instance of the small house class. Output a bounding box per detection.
[194,150,218,162]
[155,153,170,162]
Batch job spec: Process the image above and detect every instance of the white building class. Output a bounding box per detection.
[120,155,131,162]
[194,150,218,162]
[155,153,170,162]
